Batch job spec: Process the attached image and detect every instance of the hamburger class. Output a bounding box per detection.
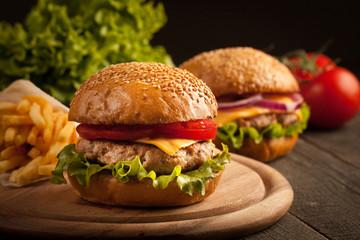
[180,47,310,162]
[50,62,230,207]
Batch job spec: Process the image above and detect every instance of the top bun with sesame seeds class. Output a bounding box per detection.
[180,47,308,163]
[179,47,299,97]
[69,62,217,125]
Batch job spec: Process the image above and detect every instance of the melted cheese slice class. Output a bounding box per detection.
[135,138,198,155]
[214,95,303,127]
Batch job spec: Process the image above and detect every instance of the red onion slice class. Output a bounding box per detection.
[218,94,263,110]
[287,92,304,102]
[255,93,303,111]
[217,93,304,112]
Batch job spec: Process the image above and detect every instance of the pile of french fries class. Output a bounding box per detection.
[0,96,76,185]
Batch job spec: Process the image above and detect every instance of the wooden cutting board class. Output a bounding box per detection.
[0,154,293,239]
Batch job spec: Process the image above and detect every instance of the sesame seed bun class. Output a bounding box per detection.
[179,47,299,97]
[180,47,301,163]
[67,169,224,207]
[69,62,217,124]
[65,62,224,207]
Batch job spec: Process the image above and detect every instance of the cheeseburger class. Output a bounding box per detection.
[51,62,230,207]
[180,47,309,162]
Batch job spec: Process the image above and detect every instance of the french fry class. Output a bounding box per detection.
[15,156,43,185]
[4,126,18,145]
[9,166,25,183]
[27,147,41,159]
[16,99,31,114]
[44,141,69,164]
[38,162,57,176]
[0,102,17,113]
[70,127,77,144]
[27,126,39,146]
[14,125,32,146]
[1,95,77,185]
[9,163,32,184]
[58,121,75,142]
[22,96,48,108]
[29,103,46,129]
[1,145,28,160]
[0,155,29,173]
[2,115,33,126]
[0,126,6,147]
[34,136,50,153]
[42,102,54,143]
[53,112,67,140]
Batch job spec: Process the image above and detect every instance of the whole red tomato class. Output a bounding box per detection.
[283,51,336,83]
[300,67,360,128]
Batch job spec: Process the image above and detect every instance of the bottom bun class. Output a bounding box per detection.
[214,134,298,162]
[67,169,224,207]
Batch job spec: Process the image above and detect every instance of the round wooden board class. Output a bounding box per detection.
[0,154,293,239]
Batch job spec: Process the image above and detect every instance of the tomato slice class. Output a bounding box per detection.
[157,120,218,140]
[76,124,154,140]
[76,119,218,141]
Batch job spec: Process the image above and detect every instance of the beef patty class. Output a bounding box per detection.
[76,138,213,175]
[237,113,299,130]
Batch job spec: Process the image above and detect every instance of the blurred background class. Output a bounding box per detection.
[1,0,359,74]
[151,1,360,74]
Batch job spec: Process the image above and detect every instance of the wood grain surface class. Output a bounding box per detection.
[241,113,360,240]
[0,154,293,239]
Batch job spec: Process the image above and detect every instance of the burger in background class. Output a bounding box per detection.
[180,47,309,162]
[50,62,230,207]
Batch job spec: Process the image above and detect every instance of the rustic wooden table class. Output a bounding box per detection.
[240,112,360,240]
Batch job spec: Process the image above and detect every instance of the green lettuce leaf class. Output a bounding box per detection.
[50,143,230,196]
[177,144,230,196]
[0,0,173,105]
[217,103,310,149]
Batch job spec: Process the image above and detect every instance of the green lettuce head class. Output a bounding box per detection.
[0,0,173,105]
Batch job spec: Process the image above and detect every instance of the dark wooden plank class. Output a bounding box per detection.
[301,113,360,168]
[240,213,328,240]
[239,113,360,239]
[268,136,360,240]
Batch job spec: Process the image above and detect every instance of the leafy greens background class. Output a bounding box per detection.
[0,0,173,105]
